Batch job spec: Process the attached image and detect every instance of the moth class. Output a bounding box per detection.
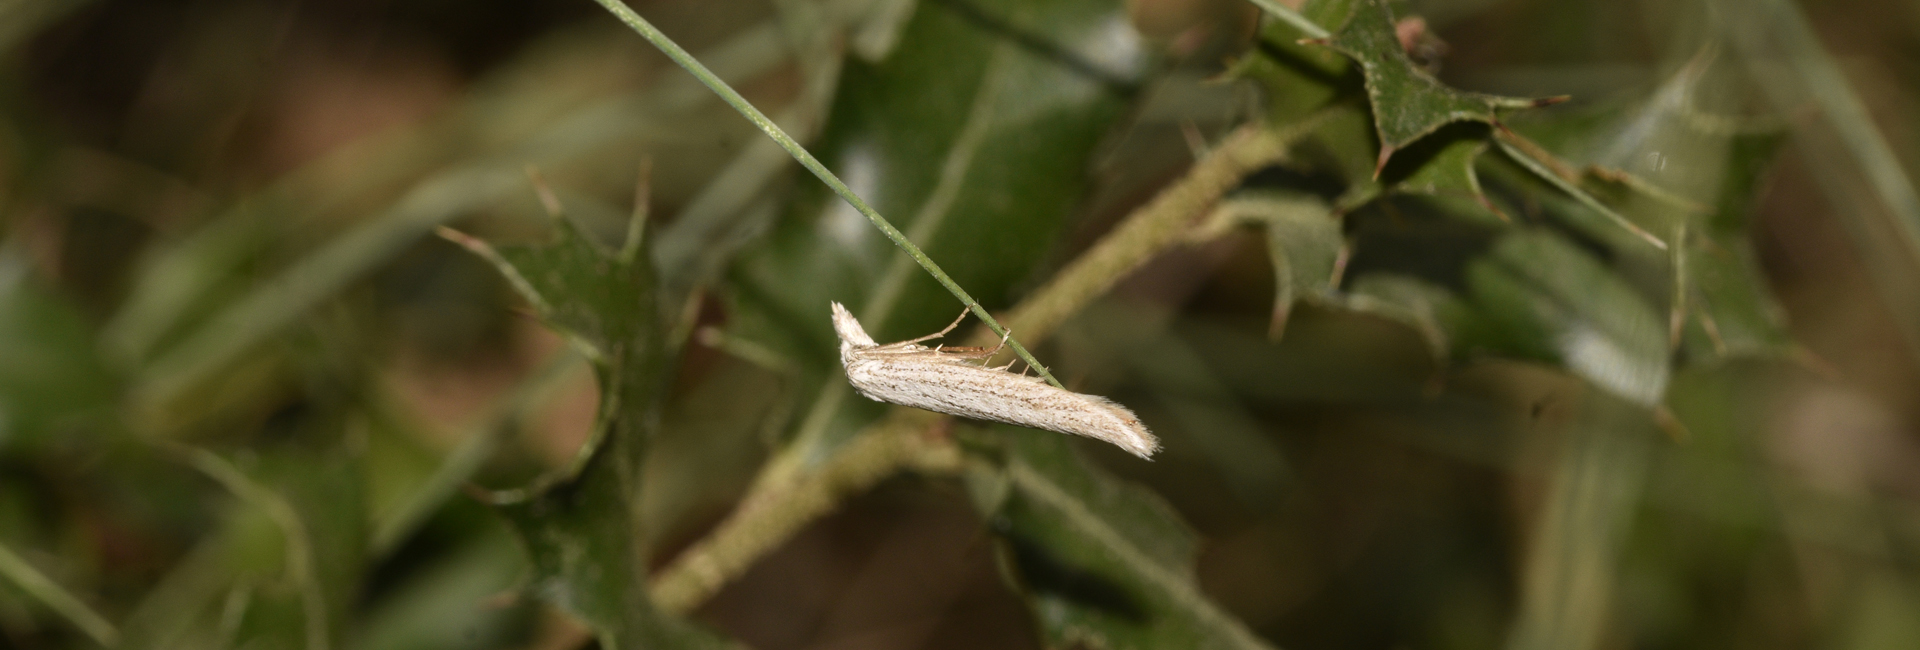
[831,302,1159,459]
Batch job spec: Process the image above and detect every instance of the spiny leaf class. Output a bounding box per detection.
[1469,148,1784,375]
[966,431,1277,650]
[1233,0,1355,124]
[1315,0,1545,174]
[445,198,731,649]
[1202,191,1343,338]
[1379,124,1506,226]
[1501,53,1793,363]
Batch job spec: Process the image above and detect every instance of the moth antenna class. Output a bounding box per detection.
[900,306,975,345]
[985,329,1012,356]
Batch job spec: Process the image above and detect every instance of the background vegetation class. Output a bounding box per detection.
[3,0,1920,648]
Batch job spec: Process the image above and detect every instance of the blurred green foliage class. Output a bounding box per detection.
[4,0,1920,649]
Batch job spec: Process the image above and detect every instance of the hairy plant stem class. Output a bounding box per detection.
[969,119,1311,349]
[587,0,1064,389]
[647,117,1309,614]
[649,409,956,613]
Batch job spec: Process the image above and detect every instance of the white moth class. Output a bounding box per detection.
[831,302,1159,459]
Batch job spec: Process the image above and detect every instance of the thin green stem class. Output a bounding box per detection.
[0,542,118,647]
[587,0,1064,389]
[1244,0,1331,40]
[177,445,328,650]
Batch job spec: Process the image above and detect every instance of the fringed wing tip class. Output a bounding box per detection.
[830,301,875,347]
[1082,392,1161,460]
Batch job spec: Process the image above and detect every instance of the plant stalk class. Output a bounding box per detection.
[587,0,1065,389]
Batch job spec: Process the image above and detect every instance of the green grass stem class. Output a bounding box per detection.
[0,542,118,647]
[587,0,1065,389]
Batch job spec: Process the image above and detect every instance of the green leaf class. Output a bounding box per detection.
[1681,233,1792,359]
[1501,54,1794,363]
[448,202,730,649]
[966,431,1276,650]
[1338,273,1473,359]
[352,530,531,650]
[154,443,364,650]
[238,447,366,650]
[1285,104,1378,203]
[1465,229,1670,406]
[727,0,1141,456]
[0,248,116,447]
[1477,143,1669,254]
[124,166,528,430]
[1315,0,1542,172]
[1205,191,1343,338]
[1235,0,1355,124]
[1380,124,1507,226]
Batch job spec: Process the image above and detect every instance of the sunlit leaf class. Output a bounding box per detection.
[1465,229,1669,406]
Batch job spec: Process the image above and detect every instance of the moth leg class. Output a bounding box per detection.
[984,328,1012,356]
[976,329,1018,369]
[934,345,993,360]
[898,306,974,345]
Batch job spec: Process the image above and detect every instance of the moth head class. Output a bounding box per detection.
[829,301,876,349]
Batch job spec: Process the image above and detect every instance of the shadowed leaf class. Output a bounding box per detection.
[966,431,1277,650]
[1203,191,1343,338]
[1339,273,1473,359]
[1234,0,1356,124]
[447,201,731,649]
[1682,234,1792,359]
[1380,125,1506,226]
